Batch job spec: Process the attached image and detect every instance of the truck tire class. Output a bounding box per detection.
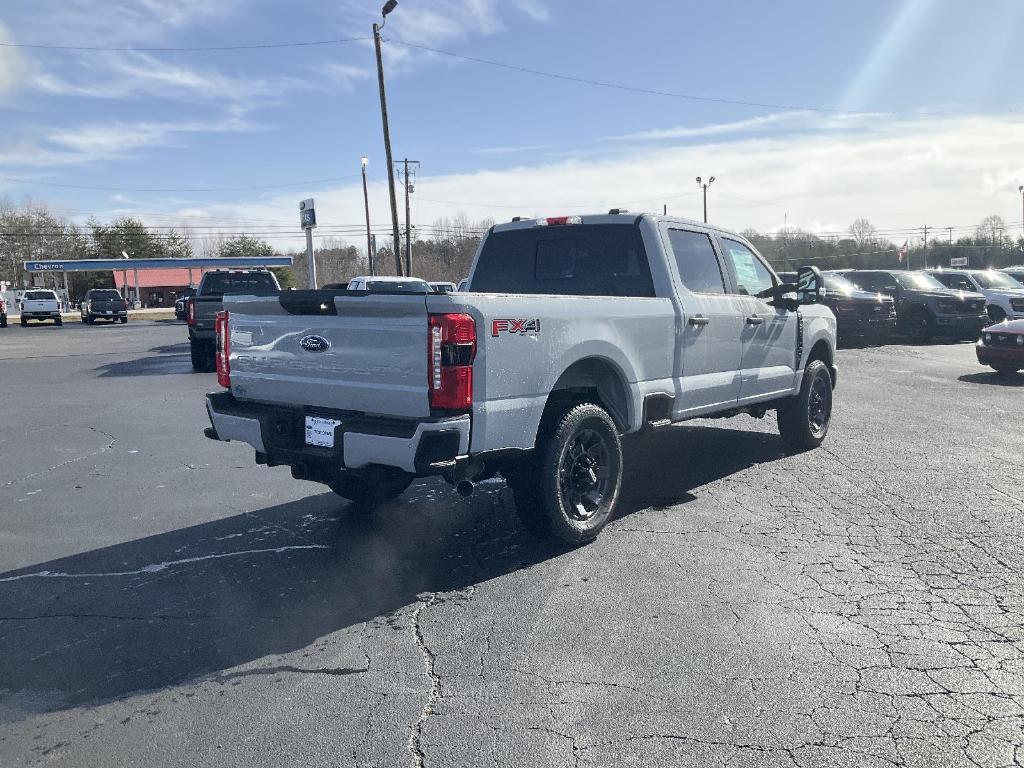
[120,316,128,324]
[777,360,833,451]
[55,317,63,327]
[190,339,212,371]
[20,317,27,327]
[0,316,6,328]
[329,470,412,508]
[516,402,623,546]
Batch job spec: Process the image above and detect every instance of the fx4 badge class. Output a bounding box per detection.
[492,318,541,337]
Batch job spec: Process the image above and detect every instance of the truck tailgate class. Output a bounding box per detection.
[225,292,431,418]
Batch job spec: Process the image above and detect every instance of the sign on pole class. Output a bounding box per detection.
[949,256,969,267]
[299,198,317,288]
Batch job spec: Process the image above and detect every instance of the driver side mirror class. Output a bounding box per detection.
[796,266,823,305]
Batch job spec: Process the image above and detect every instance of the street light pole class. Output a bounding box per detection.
[696,176,715,223]
[1019,185,1023,238]
[373,1,403,275]
[361,156,374,275]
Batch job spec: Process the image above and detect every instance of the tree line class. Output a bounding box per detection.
[3,197,1021,301]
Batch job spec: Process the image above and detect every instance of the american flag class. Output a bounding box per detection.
[897,241,908,262]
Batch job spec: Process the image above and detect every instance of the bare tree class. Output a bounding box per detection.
[848,218,877,247]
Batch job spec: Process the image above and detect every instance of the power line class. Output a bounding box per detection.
[0,36,370,52]
[0,173,364,193]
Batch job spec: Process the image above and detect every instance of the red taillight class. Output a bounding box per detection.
[215,310,231,388]
[186,297,196,327]
[428,313,475,411]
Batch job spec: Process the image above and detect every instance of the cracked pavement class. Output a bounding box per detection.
[1,322,1023,767]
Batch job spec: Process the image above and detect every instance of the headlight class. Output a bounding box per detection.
[1018,335,1024,346]
[984,333,992,343]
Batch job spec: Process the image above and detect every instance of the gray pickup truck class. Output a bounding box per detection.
[205,213,837,543]
[187,269,280,370]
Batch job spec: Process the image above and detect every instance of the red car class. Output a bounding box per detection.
[976,319,1024,374]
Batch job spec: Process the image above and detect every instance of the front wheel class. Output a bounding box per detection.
[777,360,833,451]
[516,403,623,545]
[901,309,934,343]
[988,306,1007,324]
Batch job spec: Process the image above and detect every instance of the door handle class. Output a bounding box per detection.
[745,315,764,326]
[687,315,709,327]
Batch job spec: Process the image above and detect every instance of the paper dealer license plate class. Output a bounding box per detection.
[304,416,342,448]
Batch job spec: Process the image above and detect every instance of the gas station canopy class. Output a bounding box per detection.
[23,257,293,272]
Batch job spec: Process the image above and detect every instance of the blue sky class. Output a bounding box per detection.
[1,0,1023,248]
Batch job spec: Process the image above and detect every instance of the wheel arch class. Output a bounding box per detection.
[541,356,633,436]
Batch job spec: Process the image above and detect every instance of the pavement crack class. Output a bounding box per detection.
[3,425,117,488]
[408,593,442,768]
[216,664,370,682]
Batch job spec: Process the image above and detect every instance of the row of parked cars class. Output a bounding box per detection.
[776,266,1024,374]
[0,288,130,328]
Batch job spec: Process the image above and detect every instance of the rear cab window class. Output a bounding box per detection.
[470,223,655,297]
[200,273,279,296]
[666,229,726,294]
[24,291,57,301]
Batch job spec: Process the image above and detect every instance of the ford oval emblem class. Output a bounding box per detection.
[299,335,331,353]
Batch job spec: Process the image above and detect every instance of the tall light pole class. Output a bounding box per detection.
[373,0,403,275]
[1019,185,1023,238]
[696,176,715,223]
[361,156,374,275]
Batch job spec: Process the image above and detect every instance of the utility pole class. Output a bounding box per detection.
[397,159,419,276]
[922,225,928,270]
[373,1,403,275]
[947,226,953,245]
[361,156,374,275]
[696,176,715,223]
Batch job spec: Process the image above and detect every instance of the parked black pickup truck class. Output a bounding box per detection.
[779,271,897,343]
[187,270,280,370]
[845,269,987,343]
[80,289,129,324]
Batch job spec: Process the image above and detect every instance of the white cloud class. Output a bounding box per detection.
[31,52,304,106]
[604,111,820,142]
[322,63,374,91]
[163,112,1024,252]
[0,21,26,95]
[0,117,259,168]
[473,144,554,155]
[514,1,550,23]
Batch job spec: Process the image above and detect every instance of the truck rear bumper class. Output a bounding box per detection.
[205,392,470,475]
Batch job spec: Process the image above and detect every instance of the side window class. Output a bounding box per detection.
[854,273,880,291]
[931,273,954,288]
[666,229,725,294]
[722,238,774,297]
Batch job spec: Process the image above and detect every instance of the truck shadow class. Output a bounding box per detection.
[958,371,1024,387]
[0,425,786,719]
[94,342,199,377]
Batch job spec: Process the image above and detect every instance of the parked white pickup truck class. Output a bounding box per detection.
[20,289,63,326]
[206,213,837,543]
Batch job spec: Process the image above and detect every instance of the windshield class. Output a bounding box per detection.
[973,271,1022,289]
[200,272,278,296]
[823,274,860,293]
[24,290,57,300]
[894,272,946,290]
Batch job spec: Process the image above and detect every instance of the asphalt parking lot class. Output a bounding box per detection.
[1,320,1023,767]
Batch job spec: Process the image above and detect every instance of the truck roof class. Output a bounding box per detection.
[488,212,749,241]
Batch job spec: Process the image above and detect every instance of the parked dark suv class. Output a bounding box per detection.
[846,270,987,342]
